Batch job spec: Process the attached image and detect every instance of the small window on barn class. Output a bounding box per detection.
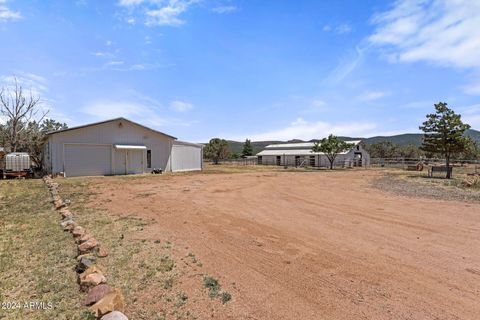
[147,150,152,168]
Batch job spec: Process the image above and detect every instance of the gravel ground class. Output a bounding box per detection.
[371,172,480,202]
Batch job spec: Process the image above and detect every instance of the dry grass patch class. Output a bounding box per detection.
[371,168,480,202]
[57,177,232,320]
[0,179,85,320]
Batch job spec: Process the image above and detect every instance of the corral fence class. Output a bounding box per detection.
[213,158,258,166]
[370,158,480,174]
[205,158,364,169]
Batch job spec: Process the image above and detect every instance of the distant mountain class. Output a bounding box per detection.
[223,129,480,155]
[363,129,480,146]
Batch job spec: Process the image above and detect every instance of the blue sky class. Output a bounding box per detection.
[1,0,479,142]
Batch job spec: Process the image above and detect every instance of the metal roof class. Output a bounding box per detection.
[114,145,147,150]
[257,149,351,156]
[264,140,361,149]
[173,140,204,148]
[46,117,177,140]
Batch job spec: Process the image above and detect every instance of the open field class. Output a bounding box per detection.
[53,167,480,319]
[2,167,480,319]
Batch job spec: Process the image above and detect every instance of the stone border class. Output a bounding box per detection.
[43,176,128,320]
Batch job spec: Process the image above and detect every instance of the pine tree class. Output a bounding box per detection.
[242,139,253,157]
[419,102,470,178]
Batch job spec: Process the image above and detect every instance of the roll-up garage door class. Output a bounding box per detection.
[64,144,112,177]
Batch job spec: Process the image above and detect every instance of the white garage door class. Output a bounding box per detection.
[64,144,112,177]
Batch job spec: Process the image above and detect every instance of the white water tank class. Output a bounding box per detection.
[5,152,31,172]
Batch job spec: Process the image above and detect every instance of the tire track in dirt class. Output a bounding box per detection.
[89,170,480,320]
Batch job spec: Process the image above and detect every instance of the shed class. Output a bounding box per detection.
[43,117,203,177]
[256,140,370,167]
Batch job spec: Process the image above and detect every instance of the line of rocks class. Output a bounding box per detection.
[43,176,128,320]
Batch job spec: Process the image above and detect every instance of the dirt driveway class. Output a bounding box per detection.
[91,169,480,320]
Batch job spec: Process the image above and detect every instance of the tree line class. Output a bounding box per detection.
[1,75,476,180]
[204,102,476,179]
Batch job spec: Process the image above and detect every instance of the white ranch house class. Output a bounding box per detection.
[43,117,203,177]
[256,140,370,167]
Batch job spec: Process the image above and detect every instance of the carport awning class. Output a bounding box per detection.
[114,145,147,150]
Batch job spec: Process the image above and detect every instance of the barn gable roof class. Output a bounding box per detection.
[45,117,177,140]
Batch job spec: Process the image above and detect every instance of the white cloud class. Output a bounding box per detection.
[82,100,193,127]
[118,0,200,27]
[82,93,197,128]
[369,0,480,69]
[105,60,125,66]
[322,23,352,34]
[83,101,148,119]
[311,99,326,107]
[230,117,378,141]
[336,23,352,34]
[322,25,332,32]
[462,82,480,95]
[170,100,193,112]
[459,103,480,129]
[119,0,145,5]
[325,46,365,84]
[0,73,48,97]
[460,104,480,115]
[211,5,237,14]
[91,51,117,59]
[358,90,390,101]
[0,73,70,123]
[0,0,22,22]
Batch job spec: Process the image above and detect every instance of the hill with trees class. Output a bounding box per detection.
[220,129,480,156]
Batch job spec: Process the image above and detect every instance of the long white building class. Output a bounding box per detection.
[256,140,370,167]
[43,117,203,177]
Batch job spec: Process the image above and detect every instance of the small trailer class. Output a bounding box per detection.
[2,152,32,179]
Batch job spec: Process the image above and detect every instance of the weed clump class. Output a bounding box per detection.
[158,255,175,272]
[203,276,232,304]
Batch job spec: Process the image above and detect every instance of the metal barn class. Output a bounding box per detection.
[43,117,203,177]
[256,140,370,167]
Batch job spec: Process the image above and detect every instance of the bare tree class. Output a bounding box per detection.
[0,76,47,152]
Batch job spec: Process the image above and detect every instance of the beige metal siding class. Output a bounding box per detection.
[171,142,202,172]
[47,119,173,175]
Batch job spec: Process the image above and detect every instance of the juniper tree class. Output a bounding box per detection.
[312,134,354,169]
[204,138,230,164]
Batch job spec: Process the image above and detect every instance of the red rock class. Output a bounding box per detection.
[55,201,66,210]
[61,220,77,232]
[78,237,99,253]
[85,284,113,306]
[72,226,86,237]
[79,266,107,291]
[100,311,129,320]
[97,246,109,257]
[90,289,125,317]
[77,232,94,244]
